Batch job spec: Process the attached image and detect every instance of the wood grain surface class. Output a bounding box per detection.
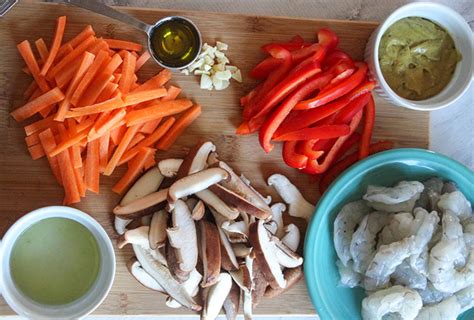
[0,0,429,316]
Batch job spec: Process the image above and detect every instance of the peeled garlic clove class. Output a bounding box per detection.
[216,41,228,51]
[200,74,213,90]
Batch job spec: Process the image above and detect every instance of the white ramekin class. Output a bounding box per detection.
[365,2,473,111]
[0,206,116,319]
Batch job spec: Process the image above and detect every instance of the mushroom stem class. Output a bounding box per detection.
[196,189,239,220]
[158,158,183,177]
[113,189,168,217]
[203,273,233,320]
[264,266,304,299]
[117,226,150,249]
[127,257,165,292]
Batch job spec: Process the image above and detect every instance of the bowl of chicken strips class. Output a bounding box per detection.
[304,148,474,320]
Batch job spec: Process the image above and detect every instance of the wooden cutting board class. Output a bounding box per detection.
[0,0,429,317]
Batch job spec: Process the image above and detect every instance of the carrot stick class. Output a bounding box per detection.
[119,117,175,165]
[112,73,122,84]
[99,132,110,172]
[28,144,45,160]
[139,118,161,134]
[161,86,181,102]
[132,69,171,93]
[11,87,65,122]
[25,133,40,147]
[49,130,89,157]
[38,104,57,119]
[103,53,123,75]
[24,115,55,136]
[104,39,142,52]
[110,123,127,144]
[104,124,141,175]
[54,58,81,89]
[47,34,95,79]
[55,44,73,62]
[34,38,49,63]
[143,155,156,170]
[85,138,100,193]
[55,51,96,121]
[71,144,82,169]
[70,50,110,106]
[118,51,136,94]
[112,147,155,194]
[66,95,124,117]
[73,165,86,198]
[88,40,109,56]
[40,16,67,76]
[123,88,167,106]
[28,88,43,102]
[38,128,63,185]
[156,104,202,150]
[126,133,145,151]
[64,25,95,48]
[125,99,193,127]
[135,51,151,71]
[88,109,126,141]
[24,80,38,99]
[17,40,51,92]
[78,73,114,107]
[76,117,95,133]
[56,124,81,204]
[96,82,119,103]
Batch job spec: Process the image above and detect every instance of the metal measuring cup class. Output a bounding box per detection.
[60,0,202,70]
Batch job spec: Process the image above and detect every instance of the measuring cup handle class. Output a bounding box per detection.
[61,0,152,34]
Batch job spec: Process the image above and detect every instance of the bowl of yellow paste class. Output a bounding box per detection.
[365,2,473,111]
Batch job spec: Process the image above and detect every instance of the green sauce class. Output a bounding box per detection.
[10,218,100,305]
[379,17,461,100]
[150,19,200,68]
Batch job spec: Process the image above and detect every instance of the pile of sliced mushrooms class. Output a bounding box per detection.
[112,141,315,319]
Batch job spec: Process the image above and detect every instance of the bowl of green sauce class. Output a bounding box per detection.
[0,206,115,319]
[365,2,473,111]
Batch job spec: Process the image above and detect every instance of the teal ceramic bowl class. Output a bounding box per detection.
[304,148,474,320]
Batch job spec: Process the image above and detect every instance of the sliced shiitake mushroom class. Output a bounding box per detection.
[127,257,164,292]
[223,280,240,320]
[221,220,249,243]
[252,258,269,306]
[158,158,183,177]
[271,235,303,268]
[113,188,168,219]
[203,273,233,320]
[175,141,216,179]
[249,220,286,289]
[149,210,167,249]
[196,189,239,220]
[232,243,252,258]
[168,168,229,207]
[191,200,205,221]
[117,226,150,249]
[199,220,222,287]
[133,244,201,311]
[240,173,272,205]
[281,223,300,252]
[165,268,202,308]
[166,241,190,283]
[264,266,303,299]
[218,225,239,271]
[269,203,286,238]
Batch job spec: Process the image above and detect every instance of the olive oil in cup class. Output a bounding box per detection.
[0,206,115,319]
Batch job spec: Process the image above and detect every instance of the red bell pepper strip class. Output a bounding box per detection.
[323,50,354,68]
[236,121,251,135]
[318,28,339,50]
[249,57,282,80]
[243,46,292,119]
[258,72,334,153]
[249,60,322,126]
[241,83,263,106]
[274,124,350,141]
[291,44,324,65]
[334,132,361,160]
[319,140,394,193]
[358,94,376,159]
[302,109,363,174]
[282,140,308,169]
[295,62,368,110]
[334,92,371,124]
[298,140,325,160]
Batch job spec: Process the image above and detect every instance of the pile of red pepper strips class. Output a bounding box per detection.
[237,28,393,193]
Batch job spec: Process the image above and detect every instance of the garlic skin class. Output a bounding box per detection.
[182,42,242,90]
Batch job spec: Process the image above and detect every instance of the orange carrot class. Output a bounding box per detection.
[28,144,45,160]
[88,40,109,56]
[88,109,126,141]
[85,138,100,193]
[135,51,151,71]
[112,147,155,194]
[24,80,38,99]
[49,130,89,157]
[25,133,40,147]
[70,50,110,106]
[125,99,193,127]
[75,117,95,133]
[17,40,51,92]
[48,34,95,79]
[55,44,73,62]
[119,117,175,165]
[118,51,136,94]
[109,123,127,145]
[104,124,141,175]
[64,25,95,48]
[38,128,63,185]
[38,104,57,119]
[35,38,49,63]
[24,115,55,136]
[139,118,161,134]
[96,82,119,103]
[132,69,171,93]
[73,165,86,198]
[40,16,67,76]
[55,58,81,89]
[55,51,96,121]
[56,124,81,204]
[28,88,42,102]
[112,73,122,84]
[11,87,65,122]
[156,105,202,150]
[143,155,156,170]
[78,73,114,107]
[123,88,167,106]
[126,133,146,151]
[99,132,110,172]
[103,53,123,74]
[72,144,82,169]
[104,39,142,52]
[161,86,182,102]
[66,95,124,117]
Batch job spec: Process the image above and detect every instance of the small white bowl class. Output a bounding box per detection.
[365,2,473,111]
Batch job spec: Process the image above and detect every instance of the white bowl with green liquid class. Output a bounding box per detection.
[0,206,115,319]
